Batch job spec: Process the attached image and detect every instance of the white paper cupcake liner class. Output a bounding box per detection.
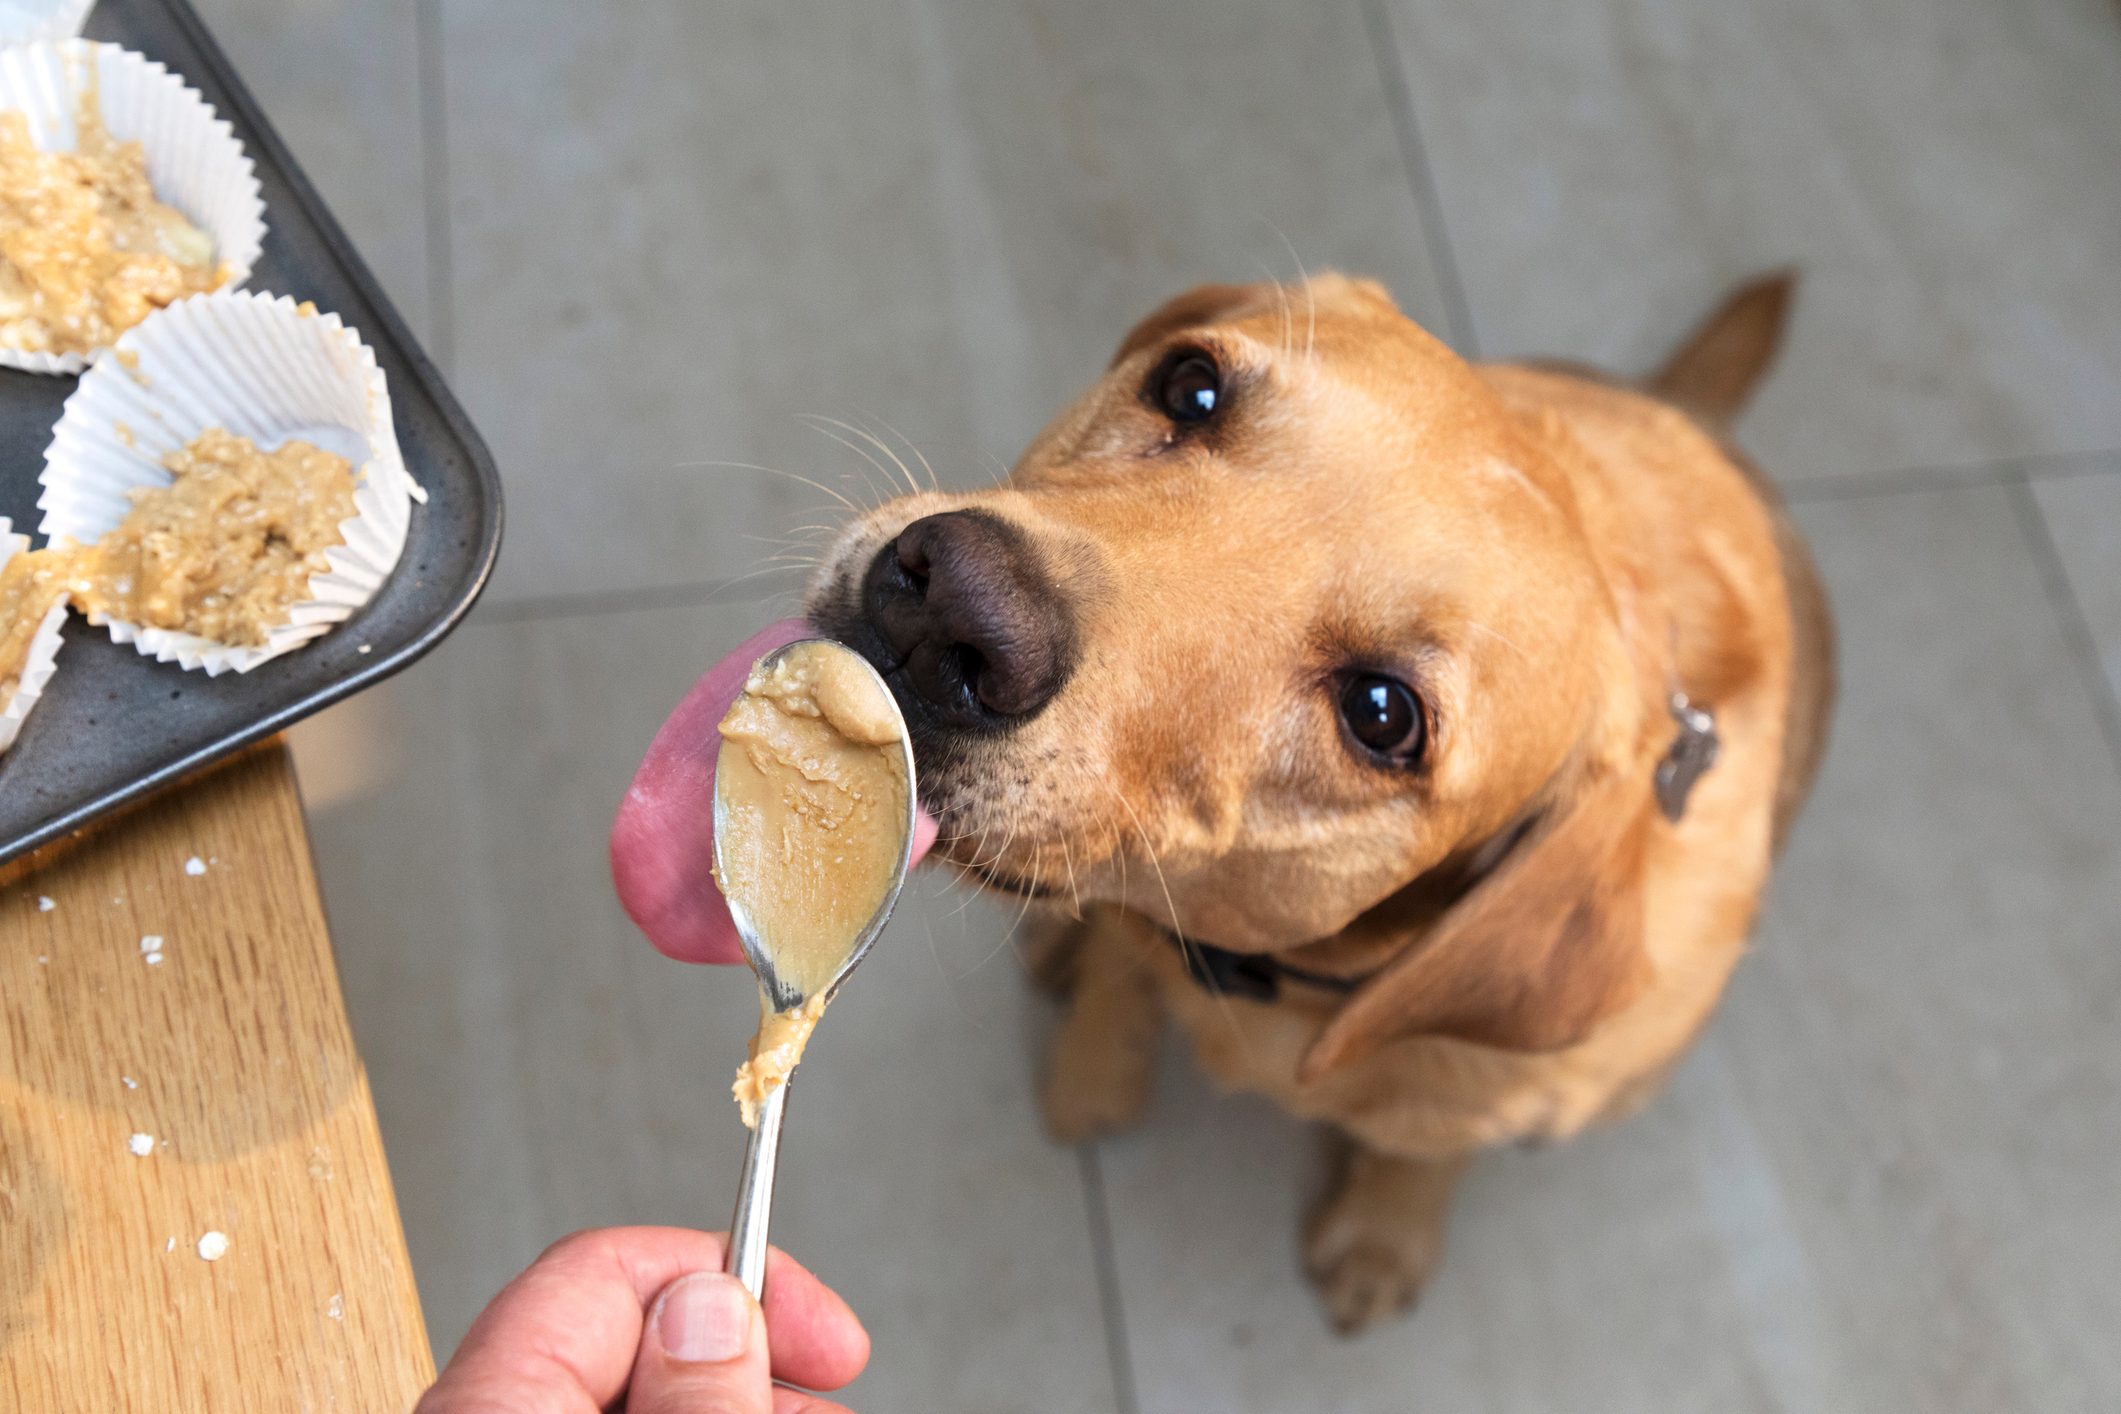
[0,0,95,45]
[0,516,68,755]
[36,290,417,675]
[0,39,266,374]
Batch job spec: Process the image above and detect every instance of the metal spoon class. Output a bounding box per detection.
[712,638,917,1298]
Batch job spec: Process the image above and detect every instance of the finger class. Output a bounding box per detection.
[419,1229,867,1411]
[774,1390,857,1414]
[627,1272,771,1413]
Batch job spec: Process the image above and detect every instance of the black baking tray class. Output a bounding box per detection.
[0,0,501,865]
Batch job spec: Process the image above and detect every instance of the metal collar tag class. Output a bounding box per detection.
[1655,692,1720,822]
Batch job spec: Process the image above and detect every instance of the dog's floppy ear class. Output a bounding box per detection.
[1301,737,1659,1079]
[1109,284,1259,366]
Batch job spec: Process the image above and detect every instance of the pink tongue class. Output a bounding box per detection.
[611,618,938,964]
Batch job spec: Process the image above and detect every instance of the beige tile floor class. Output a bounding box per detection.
[193,0,2121,1407]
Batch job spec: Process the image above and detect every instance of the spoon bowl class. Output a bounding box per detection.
[710,637,916,1296]
[712,637,917,1012]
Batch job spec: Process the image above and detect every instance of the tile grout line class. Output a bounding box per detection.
[1077,1145,1143,1414]
[1782,447,2121,507]
[1781,462,2004,506]
[2001,471,2121,777]
[1359,0,1480,357]
[466,448,2121,628]
[470,568,807,626]
[415,0,457,374]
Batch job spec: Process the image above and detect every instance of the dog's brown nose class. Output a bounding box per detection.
[862,510,1073,729]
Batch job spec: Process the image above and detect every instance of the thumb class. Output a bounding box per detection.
[628,1271,772,1413]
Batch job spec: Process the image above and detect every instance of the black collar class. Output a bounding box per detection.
[1173,938,1369,1001]
[1161,807,1539,1004]
[1165,693,1718,1003]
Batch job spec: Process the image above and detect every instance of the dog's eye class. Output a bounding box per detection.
[1339,674,1426,763]
[1149,349,1222,424]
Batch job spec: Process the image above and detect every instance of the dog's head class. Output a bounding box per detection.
[809,276,1665,1070]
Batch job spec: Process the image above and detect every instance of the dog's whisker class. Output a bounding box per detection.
[1262,221,1317,362]
[675,458,860,514]
[999,856,1052,970]
[1112,812,1130,914]
[939,810,1006,924]
[734,529,830,554]
[1106,782,1258,1057]
[796,416,906,497]
[844,415,932,500]
[856,409,945,495]
[1059,832,1083,921]
[1466,621,1528,659]
[1251,257,1288,361]
[1104,786,1183,946]
[736,528,830,550]
[742,426,895,512]
[804,414,925,500]
[1257,259,1296,364]
[945,868,1003,930]
[845,415,931,501]
[745,544,830,565]
[915,875,1004,1040]
[832,460,898,514]
[970,829,1045,972]
[976,804,1023,878]
[1006,842,1045,933]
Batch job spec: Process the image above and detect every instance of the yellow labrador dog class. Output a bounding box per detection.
[802,273,1834,1331]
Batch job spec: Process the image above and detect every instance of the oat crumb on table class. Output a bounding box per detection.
[325,1294,344,1321]
[196,1231,229,1262]
[36,895,54,911]
[184,856,206,876]
[127,1132,153,1157]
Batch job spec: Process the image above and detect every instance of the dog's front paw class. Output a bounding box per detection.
[1302,1150,1464,1334]
[1020,913,1087,996]
[1305,1238,1434,1335]
[1041,1008,1157,1142]
[1036,906,1165,1142]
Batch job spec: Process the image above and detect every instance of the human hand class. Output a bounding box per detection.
[415,1227,868,1413]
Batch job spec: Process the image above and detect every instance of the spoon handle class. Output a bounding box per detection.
[724,1081,788,1298]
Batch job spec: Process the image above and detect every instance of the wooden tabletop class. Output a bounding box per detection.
[1,744,434,1411]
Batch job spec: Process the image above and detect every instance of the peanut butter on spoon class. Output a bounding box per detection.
[712,639,914,1125]
[711,637,915,1298]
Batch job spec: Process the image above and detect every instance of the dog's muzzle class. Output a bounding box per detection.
[861,509,1076,731]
